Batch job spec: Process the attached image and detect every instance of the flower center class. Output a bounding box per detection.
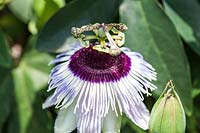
[69,46,131,82]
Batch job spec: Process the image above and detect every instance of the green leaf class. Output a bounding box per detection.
[36,0,60,29]
[33,0,64,29]
[164,2,200,56]
[0,30,12,68]
[165,0,200,49]
[33,0,65,18]
[8,0,34,23]
[33,0,45,18]
[29,0,64,34]
[120,0,192,115]
[37,0,122,53]
[8,36,53,133]
[0,67,14,131]
[53,0,65,7]
[0,0,9,10]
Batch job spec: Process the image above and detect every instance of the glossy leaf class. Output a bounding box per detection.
[0,30,12,68]
[37,0,122,53]
[165,0,200,47]
[164,2,200,56]
[9,36,53,133]
[120,0,192,115]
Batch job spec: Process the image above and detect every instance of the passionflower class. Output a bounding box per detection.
[43,23,157,133]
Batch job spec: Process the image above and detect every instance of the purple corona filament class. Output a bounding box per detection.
[69,46,131,83]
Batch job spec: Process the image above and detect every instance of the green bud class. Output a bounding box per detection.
[149,80,186,133]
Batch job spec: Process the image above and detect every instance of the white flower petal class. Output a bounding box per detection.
[124,102,150,130]
[113,77,150,130]
[49,56,70,65]
[102,108,121,133]
[44,44,157,132]
[77,110,102,133]
[42,95,55,109]
[54,102,77,133]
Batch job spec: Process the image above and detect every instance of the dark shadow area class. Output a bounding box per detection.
[121,124,135,133]
[184,39,200,88]
[0,69,20,133]
[183,38,200,133]
[121,116,147,133]
[26,87,79,133]
[26,88,54,133]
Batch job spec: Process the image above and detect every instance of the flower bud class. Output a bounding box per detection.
[149,80,186,133]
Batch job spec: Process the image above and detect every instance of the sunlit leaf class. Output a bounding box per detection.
[0,0,9,10]
[33,0,64,29]
[37,1,60,28]
[53,0,65,7]
[120,0,192,115]
[33,0,45,18]
[37,0,122,53]
[8,0,34,23]
[29,0,64,34]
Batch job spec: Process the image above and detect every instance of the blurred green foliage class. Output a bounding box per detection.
[0,0,200,133]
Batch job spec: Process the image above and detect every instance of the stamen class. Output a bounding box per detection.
[103,25,121,56]
[71,23,128,56]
